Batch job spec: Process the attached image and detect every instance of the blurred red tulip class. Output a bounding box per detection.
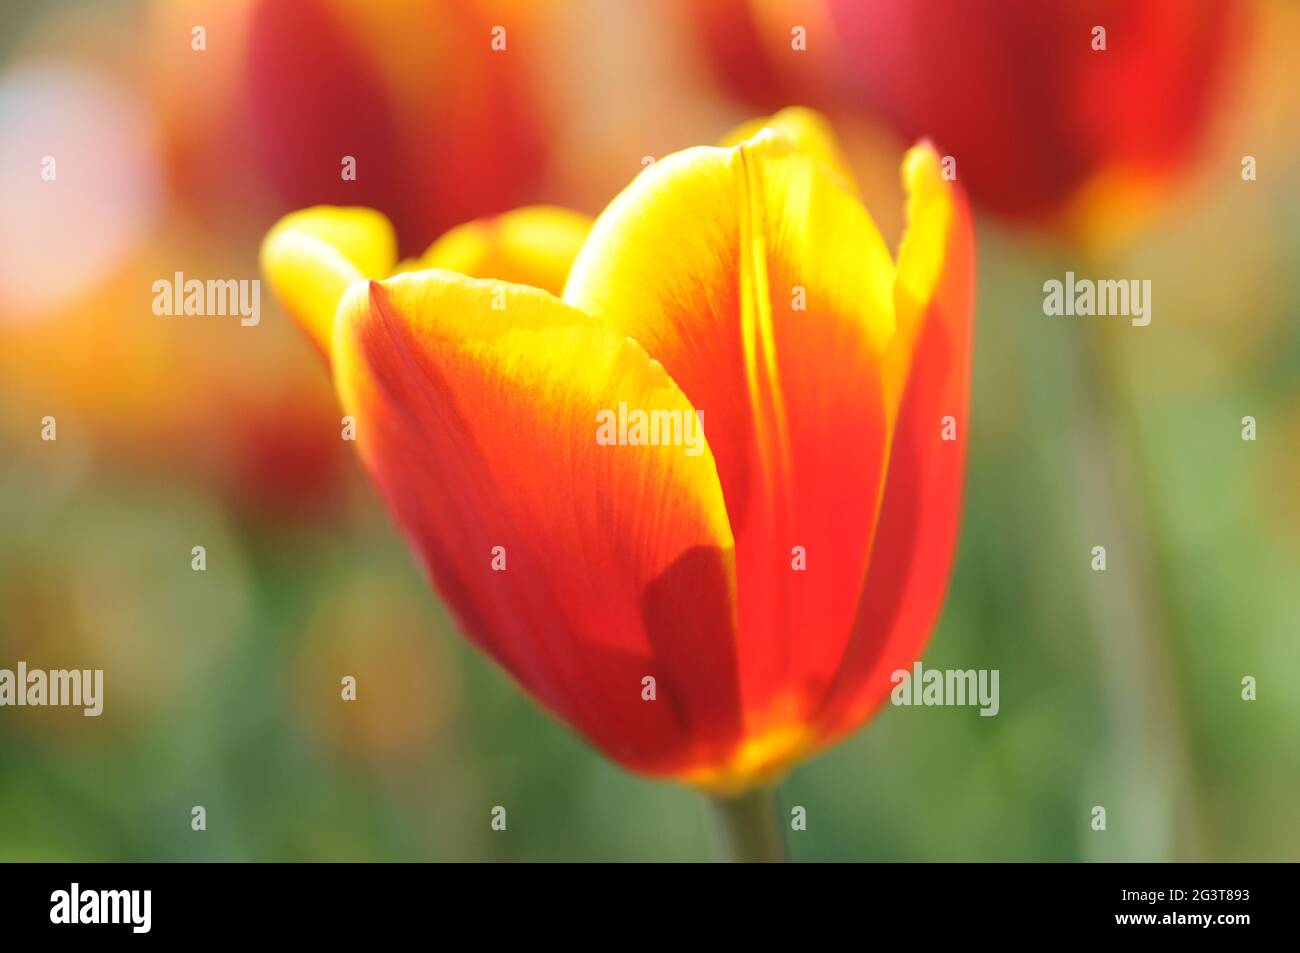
[146,0,257,214]
[211,379,354,522]
[244,0,548,256]
[686,0,846,113]
[0,238,352,522]
[828,0,1249,230]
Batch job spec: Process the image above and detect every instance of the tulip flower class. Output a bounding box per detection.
[827,0,1247,232]
[262,110,973,852]
[245,0,548,255]
[685,0,849,114]
[690,1,1245,235]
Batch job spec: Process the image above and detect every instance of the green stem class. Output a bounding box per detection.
[710,787,788,862]
[1068,314,1202,860]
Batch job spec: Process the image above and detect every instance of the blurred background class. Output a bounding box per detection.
[0,0,1296,861]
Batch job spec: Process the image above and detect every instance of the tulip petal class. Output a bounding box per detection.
[719,105,859,195]
[260,206,397,355]
[399,205,592,296]
[332,271,744,776]
[817,144,976,738]
[564,128,898,754]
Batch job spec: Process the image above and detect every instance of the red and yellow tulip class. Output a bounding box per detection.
[261,109,974,794]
